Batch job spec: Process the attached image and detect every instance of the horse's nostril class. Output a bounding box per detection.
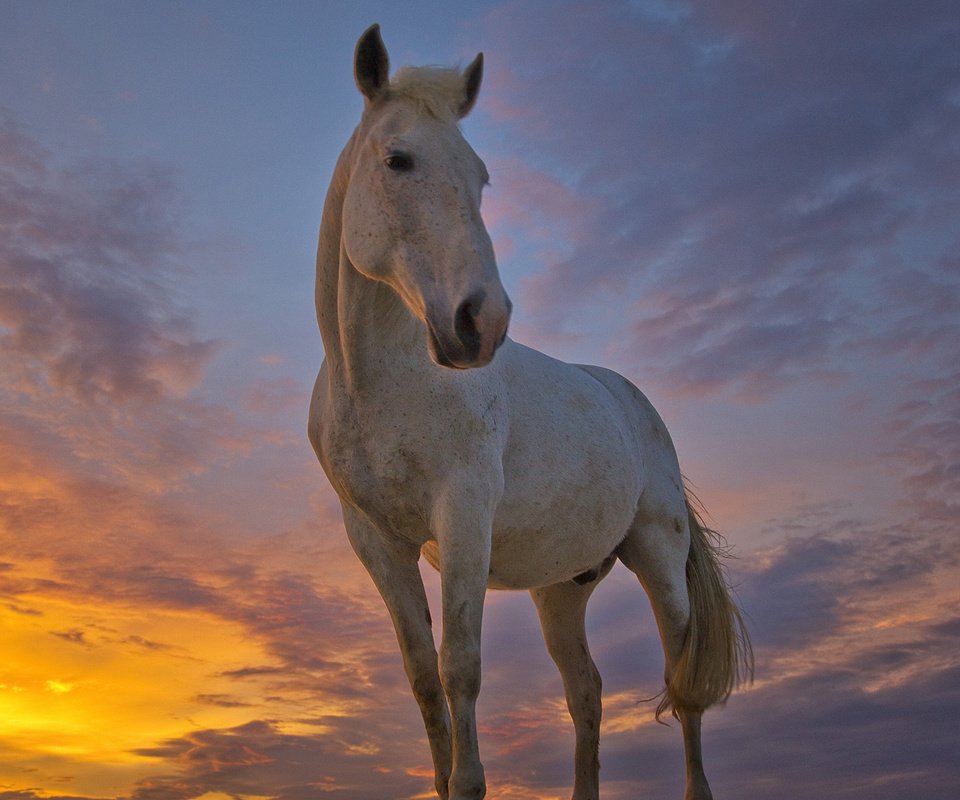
[454,292,484,352]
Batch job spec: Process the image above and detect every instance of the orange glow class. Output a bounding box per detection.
[0,560,283,797]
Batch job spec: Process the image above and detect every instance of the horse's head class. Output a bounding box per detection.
[341,25,511,370]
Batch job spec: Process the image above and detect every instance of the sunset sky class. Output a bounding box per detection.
[1,1,958,799]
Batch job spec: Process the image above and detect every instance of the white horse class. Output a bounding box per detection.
[309,25,752,800]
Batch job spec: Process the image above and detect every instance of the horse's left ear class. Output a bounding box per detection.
[459,53,483,118]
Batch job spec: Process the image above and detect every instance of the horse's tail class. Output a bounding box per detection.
[656,490,754,720]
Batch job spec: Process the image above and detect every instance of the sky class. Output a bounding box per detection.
[1,1,958,798]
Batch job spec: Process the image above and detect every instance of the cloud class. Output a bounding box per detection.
[0,118,257,495]
[883,369,960,524]
[127,719,431,800]
[0,793,96,800]
[698,658,960,800]
[0,120,217,406]
[193,693,255,708]
[121,634,172,651]
[740,523,949,650]
[4,602,42,616]
[49,629,89,646]
[477,0,960,400]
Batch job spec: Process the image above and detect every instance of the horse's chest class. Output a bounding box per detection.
[316,406,433,536]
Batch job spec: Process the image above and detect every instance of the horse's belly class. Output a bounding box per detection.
[486,467,640,590]
[485,519,633,590]
[467,344,649,589]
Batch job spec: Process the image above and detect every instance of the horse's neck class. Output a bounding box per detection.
[314,135,353,354]
[316,134,425,393]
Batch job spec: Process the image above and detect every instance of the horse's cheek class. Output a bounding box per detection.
[342,185,391,277]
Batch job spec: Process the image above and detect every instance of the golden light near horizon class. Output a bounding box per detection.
[0,559,283,797]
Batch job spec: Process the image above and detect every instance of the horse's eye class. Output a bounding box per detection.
[385,153,413,172]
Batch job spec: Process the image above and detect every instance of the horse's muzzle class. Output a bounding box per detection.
[426,291,511,369]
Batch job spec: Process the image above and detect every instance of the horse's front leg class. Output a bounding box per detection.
[433,485,495,800]
[341,505,452,799]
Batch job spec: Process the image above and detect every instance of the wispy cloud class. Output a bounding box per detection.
[478,0,960,401]
[0,118,253,498]
[127,718,434,800]
[0,120,216,405]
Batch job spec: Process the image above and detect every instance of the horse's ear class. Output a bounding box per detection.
[355,24,389,103]
[459,53,483,118]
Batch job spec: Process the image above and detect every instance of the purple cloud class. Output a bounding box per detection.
[0,118,268,507]
[128,719,434,800]
[477,0,960,400]
[0,119,217,405]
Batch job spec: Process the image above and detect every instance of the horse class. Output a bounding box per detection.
[308,24,752,800]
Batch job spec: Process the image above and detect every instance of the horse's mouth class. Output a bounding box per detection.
[426,323,472,370]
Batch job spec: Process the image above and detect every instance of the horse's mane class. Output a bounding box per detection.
[389,66,465,121]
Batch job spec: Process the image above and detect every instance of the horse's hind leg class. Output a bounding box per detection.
[531,558,614,800]
[617,498,713,800]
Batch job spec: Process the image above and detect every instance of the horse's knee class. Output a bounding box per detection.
[571,663,602,712]
[439,642,481,702]
[587,662,602,696]
[562,659,602,749]
[411,669,444,706]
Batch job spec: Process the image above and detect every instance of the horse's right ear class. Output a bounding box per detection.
[355,24,389,103]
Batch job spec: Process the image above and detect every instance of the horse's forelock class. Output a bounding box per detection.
[388,66,466,121]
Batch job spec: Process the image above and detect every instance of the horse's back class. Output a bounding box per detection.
[572,362,679,464]
[498,341,673,476]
